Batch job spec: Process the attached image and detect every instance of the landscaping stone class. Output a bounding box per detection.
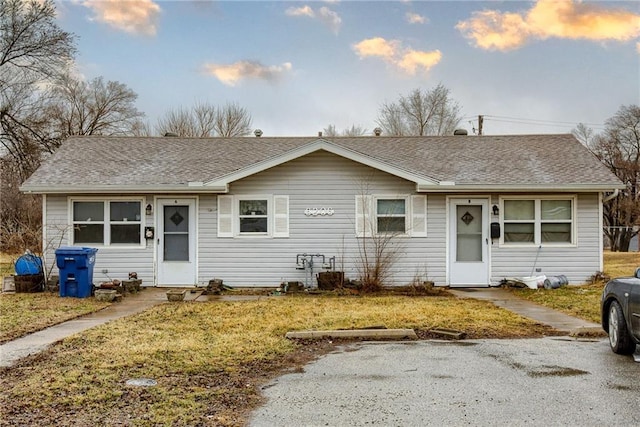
[166,289,186,302]
[95,289,117,302]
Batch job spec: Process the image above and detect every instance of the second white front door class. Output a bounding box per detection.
[157,198,197,286]
[449,198,490,286]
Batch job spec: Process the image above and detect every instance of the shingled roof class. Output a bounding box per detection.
[20,134,623,194]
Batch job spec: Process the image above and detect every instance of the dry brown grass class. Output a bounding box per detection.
[0,253,17,276]
[602,250,639,278]
[0,293,110,343]
[508,250,639,323]
[0,295,553,426]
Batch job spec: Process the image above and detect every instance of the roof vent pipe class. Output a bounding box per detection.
[318,131,323,137]
[254,129,263,137]
[164,132,179,137]
[453,129,468,136]
[374,127,382,136]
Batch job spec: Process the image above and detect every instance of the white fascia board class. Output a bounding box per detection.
[19,184,228,194]
[416,183,625,193]
[204,139,440,187]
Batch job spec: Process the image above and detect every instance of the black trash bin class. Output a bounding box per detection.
[55,246,98,298]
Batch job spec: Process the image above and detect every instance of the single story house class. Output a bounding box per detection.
[21,133,624,288]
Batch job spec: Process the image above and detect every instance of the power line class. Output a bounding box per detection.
[485,117,606,130]
[484,115,605,128]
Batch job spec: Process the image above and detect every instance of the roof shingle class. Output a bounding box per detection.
[21,134,622,192]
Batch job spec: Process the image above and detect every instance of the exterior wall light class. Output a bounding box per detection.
[492,204,499,216]
[146,204,153,216]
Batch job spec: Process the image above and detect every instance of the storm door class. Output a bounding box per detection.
[157,198,197,286]
[448,198,490,286]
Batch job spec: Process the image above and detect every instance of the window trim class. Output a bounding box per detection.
[69,197,145,248]
[499,195,577,247]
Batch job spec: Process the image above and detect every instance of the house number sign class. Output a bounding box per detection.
[304,207,334,216]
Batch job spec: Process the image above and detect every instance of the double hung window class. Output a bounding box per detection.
[217,195,289,238]
[238,199,268,234]
[376,198,407,234]
[355,195,426,238]
[72,200,143,245]
[502,197,574,245]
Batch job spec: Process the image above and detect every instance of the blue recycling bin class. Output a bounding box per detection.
[55,246,98,298]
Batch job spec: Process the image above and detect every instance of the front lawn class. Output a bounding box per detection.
[0,293,110,343]
[0,295,554,426]
[508,251,639,323]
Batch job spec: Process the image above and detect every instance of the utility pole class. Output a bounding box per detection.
[478,115,484,136]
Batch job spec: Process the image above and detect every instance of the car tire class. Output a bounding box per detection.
[608,300,637,355]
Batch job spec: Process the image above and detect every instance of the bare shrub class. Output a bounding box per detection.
[0,157,41,253]
[354,180,405,292]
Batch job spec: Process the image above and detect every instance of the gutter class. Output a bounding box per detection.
[20,184,229,194]
[416,184,626,193]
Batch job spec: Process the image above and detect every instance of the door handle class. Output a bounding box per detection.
[486,238,489,245]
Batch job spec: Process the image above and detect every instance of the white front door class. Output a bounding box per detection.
[448,198,490,286]
[157,198,197,286]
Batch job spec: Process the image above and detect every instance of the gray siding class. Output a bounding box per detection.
[198,151,444,287]
[44,195,155,285]
[490,193,601,284]
[42,152,605,288]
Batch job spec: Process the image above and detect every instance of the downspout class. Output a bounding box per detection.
[601,189,619,272]
[602,189,619,203]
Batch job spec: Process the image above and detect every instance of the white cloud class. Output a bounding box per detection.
[317,6,342,34]
[396,49,442,75]
[352,37,398,59]
[285,4,342,34]
[353,37,441,75]
[457,0,640,51]
[406,12,426,25]
[81,0,161,36]
[285,5,314,18]
[202,61,293,87]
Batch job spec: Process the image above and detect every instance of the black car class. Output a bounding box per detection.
[601,267,640,354]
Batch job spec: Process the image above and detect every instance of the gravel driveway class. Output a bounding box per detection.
[250,337,639,426]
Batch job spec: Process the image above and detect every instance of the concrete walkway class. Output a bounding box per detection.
[0,288,175,368]
[448,287,604,335]
[1,286,604,368]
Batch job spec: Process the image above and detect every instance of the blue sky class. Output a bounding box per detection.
[55,0,639,136]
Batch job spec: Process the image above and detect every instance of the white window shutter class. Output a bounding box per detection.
[410,195,427,237]
[217,195,233,237]
[355,195,373,237]
[273,195,289,238]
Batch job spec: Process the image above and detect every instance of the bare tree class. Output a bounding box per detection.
[1,1,148,252]
[156,102,251,137]
[49,74,144,138]
[323,124,368,137]
[576,105,640,251]
[572,122,595,147]
[1,0,75,175]
[377,84,462,136]
[0,0,75,84]
[213,102,252,137]
[156,106,204,137]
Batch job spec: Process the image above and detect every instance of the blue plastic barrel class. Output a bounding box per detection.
[14,254,43,276]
